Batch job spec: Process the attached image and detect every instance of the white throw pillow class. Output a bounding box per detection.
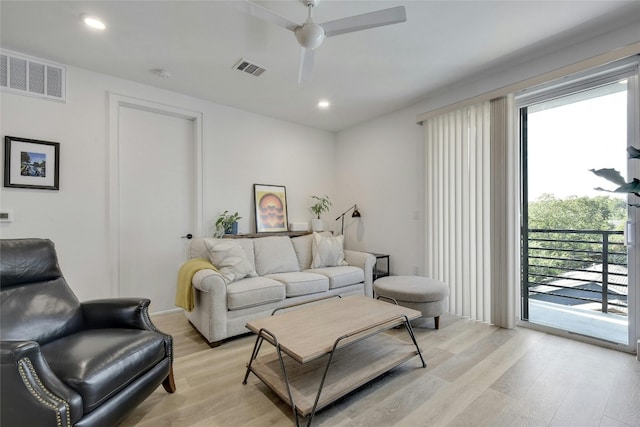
[204,239,258,283]
[311,232,349,268]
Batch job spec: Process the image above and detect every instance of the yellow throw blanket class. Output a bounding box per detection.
[175,258,217,312]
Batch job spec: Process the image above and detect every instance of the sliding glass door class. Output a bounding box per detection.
[518,62,638,350]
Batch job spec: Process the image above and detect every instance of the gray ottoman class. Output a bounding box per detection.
[373,275,449,329]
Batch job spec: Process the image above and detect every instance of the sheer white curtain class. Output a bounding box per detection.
[423,97,517,327]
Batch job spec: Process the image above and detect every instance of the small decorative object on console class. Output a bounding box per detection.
[214,210,242,237]
[310,194,331,231]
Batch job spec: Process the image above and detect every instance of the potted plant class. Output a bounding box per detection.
[310,195,332,231]
[215,211,242,237]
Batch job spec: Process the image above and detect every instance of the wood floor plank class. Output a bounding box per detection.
[117,311,640,427]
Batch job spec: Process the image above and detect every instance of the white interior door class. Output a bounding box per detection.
[117,105,195,312]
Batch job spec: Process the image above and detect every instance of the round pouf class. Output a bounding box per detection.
[373,275,449,329]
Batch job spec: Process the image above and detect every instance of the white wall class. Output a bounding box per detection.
[0,65,336,304]
[335,106,425,276]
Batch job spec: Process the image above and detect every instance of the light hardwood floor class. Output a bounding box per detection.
[120,312,640,427]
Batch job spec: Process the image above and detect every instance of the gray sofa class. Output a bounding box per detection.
[184,233,376,346]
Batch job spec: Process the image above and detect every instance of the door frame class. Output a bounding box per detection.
[108,93,204,298]
[628,72,639,356]
[516,60,639,353]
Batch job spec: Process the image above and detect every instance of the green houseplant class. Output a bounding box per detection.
[215,211,241,237]
[310,195,332,232]
[591,145,640,207]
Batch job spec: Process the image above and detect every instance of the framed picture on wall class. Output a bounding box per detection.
[4,136,60,190]
[253,184,288,233]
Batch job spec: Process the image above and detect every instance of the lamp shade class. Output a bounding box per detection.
[352,206,361,217]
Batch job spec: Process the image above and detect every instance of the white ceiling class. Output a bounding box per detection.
[1,1,638,132]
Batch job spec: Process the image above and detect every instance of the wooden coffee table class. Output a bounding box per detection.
[242,295,426,426]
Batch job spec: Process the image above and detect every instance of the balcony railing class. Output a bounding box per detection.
[523,229,628,316]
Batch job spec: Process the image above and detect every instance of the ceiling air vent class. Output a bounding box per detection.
[0,49,66,102]
[233,58,266,77]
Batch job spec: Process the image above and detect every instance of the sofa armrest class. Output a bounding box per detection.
[186,269,229,344]
[1,340,83,427]
[344,250,376,297]
[192,269,227,293]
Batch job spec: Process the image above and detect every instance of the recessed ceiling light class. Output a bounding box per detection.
[318,100,330,109]
[83,16,106,30]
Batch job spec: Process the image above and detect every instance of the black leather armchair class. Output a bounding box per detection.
[1,238,176,427]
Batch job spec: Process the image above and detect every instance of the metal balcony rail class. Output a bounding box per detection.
[524,229,628,315]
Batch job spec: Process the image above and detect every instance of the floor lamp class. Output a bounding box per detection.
[335,204,361,235]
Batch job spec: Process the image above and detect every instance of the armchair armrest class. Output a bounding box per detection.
[1,340,82,427]
[81,298,174,363]
[81,298,154,330]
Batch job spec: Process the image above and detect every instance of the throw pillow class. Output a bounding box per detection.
[311,232,349,268]
[204,239,258,284]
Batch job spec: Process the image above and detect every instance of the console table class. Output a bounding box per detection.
[224,231,311,239]
[242,295,425,426]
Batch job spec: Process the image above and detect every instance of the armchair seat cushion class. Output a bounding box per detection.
[40,329,166,413]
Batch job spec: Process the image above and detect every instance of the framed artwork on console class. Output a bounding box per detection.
[254,184,288,232]
[4,136,60,190]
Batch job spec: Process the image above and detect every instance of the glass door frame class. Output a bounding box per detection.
[515,58,639,353]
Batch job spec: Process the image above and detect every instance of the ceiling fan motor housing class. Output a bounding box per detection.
[302,0,321,7]
[295,21,325,49]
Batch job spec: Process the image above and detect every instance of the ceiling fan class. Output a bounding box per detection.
[232,0,407,84]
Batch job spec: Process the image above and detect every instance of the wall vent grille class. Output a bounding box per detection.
[233,58,266,77]
[0,49,66,102]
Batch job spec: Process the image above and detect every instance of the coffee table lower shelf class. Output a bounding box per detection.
[247,332,419,418]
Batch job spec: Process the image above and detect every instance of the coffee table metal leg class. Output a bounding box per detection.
[401,315,427,368]
[306,341,341,427]
[243,334,264,384]
[243,329,301,427]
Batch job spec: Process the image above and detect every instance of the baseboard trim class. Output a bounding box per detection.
[151,307,183,316]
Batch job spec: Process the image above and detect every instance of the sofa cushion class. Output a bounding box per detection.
[40,329,166,413]
[204,239,257,283]
[265,272,329,297]
[254,236,300,275]
[311,233,348,268]
[226,276,286,310]
[306,266,364,289]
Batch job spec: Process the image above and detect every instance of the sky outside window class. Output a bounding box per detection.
[527,81,628,202]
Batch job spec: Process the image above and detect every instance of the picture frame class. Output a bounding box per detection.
[4,136,60,190]
[253,184,288,233]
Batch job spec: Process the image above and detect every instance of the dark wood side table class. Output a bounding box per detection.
[371,253,390,281]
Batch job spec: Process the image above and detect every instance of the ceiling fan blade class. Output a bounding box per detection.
[321,6,406,37]
[228,1,299,32]
[298,48,315,84]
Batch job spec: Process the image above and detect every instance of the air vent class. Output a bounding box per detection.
[0,49,66,102]
[233,58,267,77]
